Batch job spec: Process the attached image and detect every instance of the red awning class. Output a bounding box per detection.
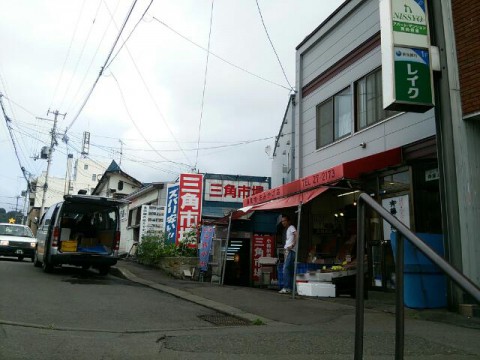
[236,186,329,217]
[243,148,402,208]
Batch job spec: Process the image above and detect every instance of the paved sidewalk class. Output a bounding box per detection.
[112,259,480,358]
[112,259,480,329]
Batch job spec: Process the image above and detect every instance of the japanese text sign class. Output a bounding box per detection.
[165,184,179,244]
[380,0,434,112]
[204,179,268,202]
[139,205,165,240]
[391,0,429,46]
[252,234,274,283]
[176,174,203,244]
[394,47,432,105]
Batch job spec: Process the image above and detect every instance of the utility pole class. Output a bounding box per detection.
[21,189,28,225]
[38,110,66,220]
[119,139,124,166]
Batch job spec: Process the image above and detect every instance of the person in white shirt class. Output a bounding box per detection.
[279,215,297,294]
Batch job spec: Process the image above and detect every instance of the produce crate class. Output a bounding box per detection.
[296,282,336,297]
[61,240,78,252]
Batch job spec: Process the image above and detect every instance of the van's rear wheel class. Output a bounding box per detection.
[98,266,110,276]
[42,258,53,273]
[33,250,42,268]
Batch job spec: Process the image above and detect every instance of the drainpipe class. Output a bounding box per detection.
[290,94,296,183]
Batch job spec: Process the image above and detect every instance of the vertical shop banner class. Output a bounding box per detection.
[165,184,179,244]
[176,174,203,244]
[198,225,215,271]
[251,234,274,282]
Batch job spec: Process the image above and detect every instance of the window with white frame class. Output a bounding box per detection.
[356,68,398,130]
[316,87,352,148]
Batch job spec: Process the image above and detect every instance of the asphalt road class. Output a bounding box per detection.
[2,258,480,360]
[0,259,227,359]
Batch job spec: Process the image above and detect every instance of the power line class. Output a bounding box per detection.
[65,131,183,176]
[58,0,102,111]
[0,73,34,171]
[151,16,292,91]
[109,71,192,170]
[0,94,37,117]
[49,0,87,110]
[255,0,294,91]
[194,0,215,171]
[65,127,282,153]
[0,93,32,190]
[94,134,280,153]
[102,1,192,167]
[75,132,247,143]
[66,0,119,115]
[64,0,139,134]
[105,0,155,70]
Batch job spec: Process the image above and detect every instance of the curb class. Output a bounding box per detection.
[111,266,277,326]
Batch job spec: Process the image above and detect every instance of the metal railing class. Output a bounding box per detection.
[354,192,480,360]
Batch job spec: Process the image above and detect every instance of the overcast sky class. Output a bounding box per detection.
[0,0,344,211]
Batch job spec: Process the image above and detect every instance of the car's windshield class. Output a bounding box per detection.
[0,224,34,237]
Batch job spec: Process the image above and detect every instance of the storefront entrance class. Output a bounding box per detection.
[224,237,250,286]
[364,160,442,291]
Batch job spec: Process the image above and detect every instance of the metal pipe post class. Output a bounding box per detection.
[354,198,366,359]
[220,212,233,285]
[395,233,405,360]
[292,203,302,299]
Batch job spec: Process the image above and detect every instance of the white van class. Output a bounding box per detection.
[34,195,126,275]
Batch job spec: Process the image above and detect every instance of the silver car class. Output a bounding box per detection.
[0,223,37,262]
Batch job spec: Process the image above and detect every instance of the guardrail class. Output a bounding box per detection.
[354,192,480,360]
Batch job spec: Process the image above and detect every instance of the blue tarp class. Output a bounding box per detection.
[77,245,110,255]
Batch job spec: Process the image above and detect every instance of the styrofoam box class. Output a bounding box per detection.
[296,282,336,297]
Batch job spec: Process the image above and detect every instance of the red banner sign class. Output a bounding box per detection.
[176,174,203,245]
[251,234,274,283]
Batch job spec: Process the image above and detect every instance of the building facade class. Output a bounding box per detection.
[92,160,142,199]
[72,158,107,195]
[252,0,479,305]
[120,183,168,254]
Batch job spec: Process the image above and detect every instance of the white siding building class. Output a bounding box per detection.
[72,158,107,195]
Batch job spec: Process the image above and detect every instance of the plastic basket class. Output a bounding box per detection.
[61,240,78,252]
